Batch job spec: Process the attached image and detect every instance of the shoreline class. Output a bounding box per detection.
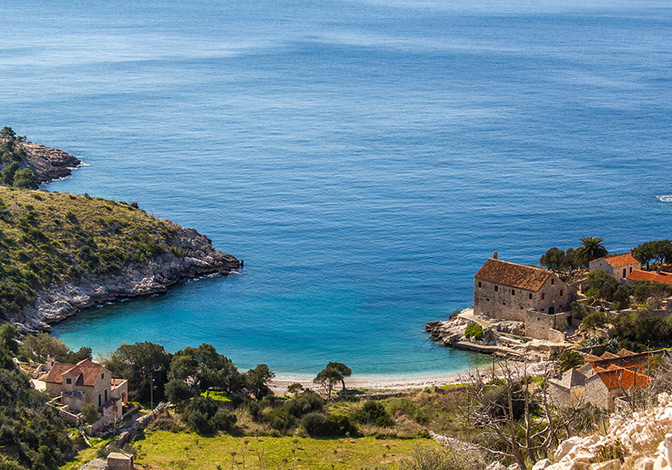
[269,371,469,394]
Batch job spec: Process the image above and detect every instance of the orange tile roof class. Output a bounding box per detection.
[41,359,105,387]
[600,351,619,360]
[601,253,640,268]
[626,269,672,286]
[597,368,652,390]
[475,258,552,292]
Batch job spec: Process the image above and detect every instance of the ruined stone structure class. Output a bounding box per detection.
[589,252,641,282]
[474,257,575,322]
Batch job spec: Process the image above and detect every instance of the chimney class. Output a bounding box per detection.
[46,355,53,372]
[493,251,498,260]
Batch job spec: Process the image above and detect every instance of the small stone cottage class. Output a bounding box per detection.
[550,349,655,410]
[474,256,575,339]
[40,358,128,426]
[589,252,641,282]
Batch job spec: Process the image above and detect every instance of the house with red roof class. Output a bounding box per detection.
[550,349,656,410]
[589,252,641,282]
[40,358,128,426]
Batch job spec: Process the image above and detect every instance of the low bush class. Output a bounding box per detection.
[301,412,357,437]
[464,323,484,340]
[285,391,324,417]
[352,401,393,427]
[262,407,295,433]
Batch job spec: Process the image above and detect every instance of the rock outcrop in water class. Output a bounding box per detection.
[20,140,82,184]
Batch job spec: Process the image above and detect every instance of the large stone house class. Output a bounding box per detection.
[589,253,641,282]
[474,257,575,339]
[40,358,128,426]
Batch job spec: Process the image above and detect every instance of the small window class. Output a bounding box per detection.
[560,290,563,296]
[486,298,490,301]
[537,317,540,321]
[541,293,545,300]
[101,373,104,379]
[105,390,108,402]
[511,289,515,295]
[495,285,499,292]
[66,378,71,385]
[630,267,633,273]
[502,302,506,305]
[478,281,482,288]
[551,279,555,285]
[528,293,532,299]
[623,268,626,278]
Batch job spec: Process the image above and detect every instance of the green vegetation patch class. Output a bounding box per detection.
[135,430,434,470]
[0,187,185,318]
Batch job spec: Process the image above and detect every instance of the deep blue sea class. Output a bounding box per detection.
[1,0,671,378]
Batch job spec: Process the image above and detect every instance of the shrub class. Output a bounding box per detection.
[82,403,100,424]
[212,408,237,431]
[182,397,219,435]
[352,401,393,427]
[262,407,296,433]
[386,398,429,424]
[464,323,484,340]
[285,391,324,417]
[400,446,484,470]
[581,312,609,331]
[165,379,191,404]
[301,412,356,437]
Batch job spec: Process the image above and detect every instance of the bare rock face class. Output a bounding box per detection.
[20,140,82,184]
[17,225,239,331]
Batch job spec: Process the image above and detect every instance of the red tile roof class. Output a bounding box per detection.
[600,253,640,268]
[475,258,552,292]
[41,359,105,387]
[597,368,652,390]
[626,269,672,287]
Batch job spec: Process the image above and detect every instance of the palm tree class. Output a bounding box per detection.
[575,236,608,267]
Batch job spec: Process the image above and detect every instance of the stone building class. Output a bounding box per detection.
[550,350,655,410]
[474,257,575,322]
[589,252,641,282]
[41,358,128,426]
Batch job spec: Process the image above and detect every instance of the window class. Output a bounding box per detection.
[551,279,555,285]
[105,390,108,402]
[541,293,545,300]
[503,302,506,305]
[486,298,490,302]
[630,267,633,273]
[528,293,532,300]
[511,289,515,295]
[101,373,104,379]
[495,285,499,292]
[66,378,71,385]
[98,394,102,407]
[478,282,482,288]
[623,268,626,278]
[560,290,563,296]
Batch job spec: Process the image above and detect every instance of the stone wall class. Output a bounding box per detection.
[525,310,571,341]
[474,273,575,322]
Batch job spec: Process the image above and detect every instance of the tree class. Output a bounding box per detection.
[0,323,19,355]
[575,236,608,267]
[539,247,566,273]
[553,349,585,372]
[168,343,241,396]
[18,333,69,362]
[11,169,38,189]
[165,379,191,404]
[466,362,585,470]
[633,240,672,268]
[313,362,352,398]
[581,312,609,331]
[0,127,16,139]
[585,269,619,302]
[81,403,100,424]
[106,342,171,403]
[326,362,351,391]
[243,364,274,399]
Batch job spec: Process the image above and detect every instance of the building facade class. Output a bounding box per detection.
[474,257,575,322]
[41,359,128,425]
[589,253,641,282]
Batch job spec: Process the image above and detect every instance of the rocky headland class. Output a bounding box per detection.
[1,136,82,185]
[0,136,239,331]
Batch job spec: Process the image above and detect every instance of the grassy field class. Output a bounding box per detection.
[135,430,435,470]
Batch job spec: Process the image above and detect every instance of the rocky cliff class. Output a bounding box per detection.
[0,179,239,331]
[532,393,672,470]
[20,140,82,184]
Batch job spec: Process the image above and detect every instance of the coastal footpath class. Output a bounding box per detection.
[0,137,239,330]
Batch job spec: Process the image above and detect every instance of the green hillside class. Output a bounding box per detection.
[0,187,185,319]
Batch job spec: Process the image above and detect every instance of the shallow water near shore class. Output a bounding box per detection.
[2,0,671,376]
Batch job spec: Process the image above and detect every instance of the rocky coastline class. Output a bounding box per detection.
[2,138,240,331]
[10,139,83,185]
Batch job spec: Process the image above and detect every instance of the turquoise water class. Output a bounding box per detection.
[2,0,671,377]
